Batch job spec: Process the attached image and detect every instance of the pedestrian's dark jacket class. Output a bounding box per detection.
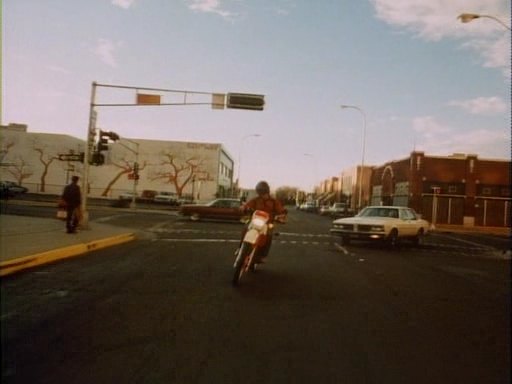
[62,183,81,208]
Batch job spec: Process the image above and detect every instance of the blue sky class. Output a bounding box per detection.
[3,0,510,191]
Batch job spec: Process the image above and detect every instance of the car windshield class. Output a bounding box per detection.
[357,207,399,218]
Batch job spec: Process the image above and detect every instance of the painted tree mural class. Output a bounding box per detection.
[8,156,33,185]
[151,153,207,197]
[33,146,59,192]
[101,159,147,197]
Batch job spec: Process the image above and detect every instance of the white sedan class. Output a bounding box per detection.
[330,206,431,247]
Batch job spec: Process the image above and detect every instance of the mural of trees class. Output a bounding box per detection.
[151,153,207,197]
[7,156,33,185]
[0,139,15,165]
[101,159,147,197]
[33,146,58,192]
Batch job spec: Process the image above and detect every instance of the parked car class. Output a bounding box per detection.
[140,189,158,202]
[319,205,331,215]
[300,201,317,212]
[119,191,138,200]
[154,192,178,205]
[0,181,28,198]
[330,202,351,218]
[330,206,431,247]
[179,198,244,221]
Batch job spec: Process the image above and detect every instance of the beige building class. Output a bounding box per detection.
[1,124,235,201]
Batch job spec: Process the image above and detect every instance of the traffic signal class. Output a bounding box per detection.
[226,93,265,111]
[97,130,120,153]
[97,135,109,152]
[133,162,140,180]
[90,152,105,166]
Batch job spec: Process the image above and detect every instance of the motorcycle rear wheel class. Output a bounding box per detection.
[232,241,254,286]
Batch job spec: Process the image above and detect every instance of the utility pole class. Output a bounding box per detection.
[81,82,97,229]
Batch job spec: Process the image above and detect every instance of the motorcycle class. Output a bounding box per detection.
[232,210,286,286]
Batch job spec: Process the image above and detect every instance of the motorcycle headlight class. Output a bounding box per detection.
[251,217,267,230]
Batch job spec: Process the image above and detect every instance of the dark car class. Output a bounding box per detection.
[0,181,28,198]
[179,198,244,221]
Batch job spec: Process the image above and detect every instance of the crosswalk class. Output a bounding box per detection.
[149,227,502,258]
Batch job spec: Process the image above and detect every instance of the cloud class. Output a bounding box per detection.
[112,0,135,9]
[186,0,236,19]
[371,0,511,77]
[447,96,507,114]
[94,38,120,68]
[411,115,510,158]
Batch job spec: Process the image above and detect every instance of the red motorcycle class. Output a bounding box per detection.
[232,210,285,286]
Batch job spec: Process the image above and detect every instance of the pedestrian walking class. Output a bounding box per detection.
[61,175,82,233]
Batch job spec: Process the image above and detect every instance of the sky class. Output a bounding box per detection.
[3,0,510,191]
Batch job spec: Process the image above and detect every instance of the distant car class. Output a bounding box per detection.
[300,202,317,212]
[154,192,178,205]
[319,205,331,215]
[179,198,244,221]
[0,181,28,198]
[330,203,351,218]
[119,191,138,200]
[330,206,431,247]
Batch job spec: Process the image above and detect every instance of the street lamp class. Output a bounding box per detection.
[340,104,367,211]
[457,13,511,31]
[237,134,261,192]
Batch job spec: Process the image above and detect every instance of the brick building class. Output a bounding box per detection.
[370,151,511,227]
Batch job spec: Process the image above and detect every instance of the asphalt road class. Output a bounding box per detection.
[1,208,511,383]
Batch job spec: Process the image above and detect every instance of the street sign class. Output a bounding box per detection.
[211,93,225,109]
[58,153,85,162]
[136,93,161,105]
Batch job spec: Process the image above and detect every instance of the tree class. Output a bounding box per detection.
[101,159,147,197]
[151,153,207,197]
[275,186,299,205]
[33,146,59,192]
[8,156,33,185]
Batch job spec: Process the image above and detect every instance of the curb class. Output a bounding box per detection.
[0,232,136,277]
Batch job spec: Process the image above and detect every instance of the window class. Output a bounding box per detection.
[448,185,457,194]
[482,187,492,196]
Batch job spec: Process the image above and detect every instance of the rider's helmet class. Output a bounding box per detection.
[255,181,270,196]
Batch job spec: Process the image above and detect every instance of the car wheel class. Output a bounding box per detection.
[412,228,424,247]
[190,213,200,221]
[387,229,399,248]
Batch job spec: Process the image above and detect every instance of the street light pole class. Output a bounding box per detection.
[81,82,97,229]
[237,134,261,194]
[118,139,140,209]
[457,13,511,31]
[340,104,367,211]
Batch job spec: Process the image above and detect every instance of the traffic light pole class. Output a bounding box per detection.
[118,139,140,209]
[80,81,264,224]
[81,82,97,229]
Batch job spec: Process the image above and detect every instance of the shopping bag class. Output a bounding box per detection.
[56,209,67,220]
[74,207,83,224]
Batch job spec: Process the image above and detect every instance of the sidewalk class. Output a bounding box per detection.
[434,223,511,237]
[0,215,136,277]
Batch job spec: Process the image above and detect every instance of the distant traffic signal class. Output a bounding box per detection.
[226,93,265,111]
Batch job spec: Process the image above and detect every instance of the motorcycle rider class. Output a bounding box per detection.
[240,181,287,264]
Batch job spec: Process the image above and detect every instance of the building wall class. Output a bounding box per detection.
[1,125,235,202]
[371,151,511,227]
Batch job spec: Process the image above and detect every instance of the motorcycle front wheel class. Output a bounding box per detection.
[232,241,254,286]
